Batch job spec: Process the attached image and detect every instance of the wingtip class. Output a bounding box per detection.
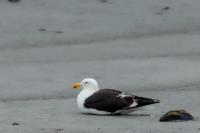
[153,99,160,103]
[134,96,160,107]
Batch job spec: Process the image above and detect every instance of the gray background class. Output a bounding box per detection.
[0,0,200,132]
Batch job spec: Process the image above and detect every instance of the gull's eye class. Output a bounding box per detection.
[84,81,88,84]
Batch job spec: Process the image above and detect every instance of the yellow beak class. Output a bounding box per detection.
[72,82,81,89]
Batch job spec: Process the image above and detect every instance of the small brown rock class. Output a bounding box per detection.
[99,0,108,3]
[12,122,20,126]
[8,0,20,3]
[55,31,63,34]
[39,28,46,32]
[55,129,64,133]
[161,6,170,11]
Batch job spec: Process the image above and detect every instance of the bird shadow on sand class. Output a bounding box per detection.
[111,113,151,118]
[79,113,151,117]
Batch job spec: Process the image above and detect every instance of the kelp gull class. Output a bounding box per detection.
[72,78,160,115]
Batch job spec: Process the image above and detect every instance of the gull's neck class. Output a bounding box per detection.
[82,86,100,92]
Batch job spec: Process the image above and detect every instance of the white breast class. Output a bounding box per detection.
[77,88,109,115]
[77,88,95,113]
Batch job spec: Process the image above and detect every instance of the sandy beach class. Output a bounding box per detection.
[0,0,200,132]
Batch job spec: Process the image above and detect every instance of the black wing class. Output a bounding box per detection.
[84,89,134,113]
[133,96,160,108]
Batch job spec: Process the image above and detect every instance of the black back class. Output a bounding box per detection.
[84,89,133,113]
